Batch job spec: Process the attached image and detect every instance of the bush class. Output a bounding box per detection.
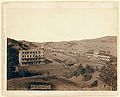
[63,70,77,78]
[7,46,19,79]
[63,64,95,79]
[91,80,98,87]
[15,69,39,78]
[76,64,94,77]
[85,65,94,74]
[82,74,92,81]
[99,62,117,91]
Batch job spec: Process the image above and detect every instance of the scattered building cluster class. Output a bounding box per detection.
[19,44,111,66]
[45,47,83,56]
[85,49,110,61]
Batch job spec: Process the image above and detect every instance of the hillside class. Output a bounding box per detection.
[32,36,117,56]
[7,38,37,79]
[7,36,117,90]
[7,36,117,75]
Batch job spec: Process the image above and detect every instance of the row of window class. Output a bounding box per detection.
[21,61,45,65]
[22,51,43,54]
[22,58,45,61]
[22,54,44,58]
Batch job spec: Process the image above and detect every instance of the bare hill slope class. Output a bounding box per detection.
[32,36,117,56]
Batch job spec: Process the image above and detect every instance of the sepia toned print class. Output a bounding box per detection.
[3,1,118,91]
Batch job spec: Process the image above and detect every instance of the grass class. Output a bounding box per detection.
[7,76,81,90]
[18,62,67,76]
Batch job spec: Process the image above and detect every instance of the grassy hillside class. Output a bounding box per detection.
[33,36,117,56]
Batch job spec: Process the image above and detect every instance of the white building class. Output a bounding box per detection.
[85,49,110,61]
[19,46,46,66]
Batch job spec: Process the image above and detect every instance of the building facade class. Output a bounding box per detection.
[19,46,46,66]
[85,49,110,61]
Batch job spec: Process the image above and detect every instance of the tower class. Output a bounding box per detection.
[40,45,46,64]
[19,50,22,66]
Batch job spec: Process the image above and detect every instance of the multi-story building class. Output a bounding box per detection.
[19,45,46,66]
[85,49,110,61]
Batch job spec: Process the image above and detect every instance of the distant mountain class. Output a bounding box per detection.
[82,36,117,43]
[7,36,117,57]
[32,36,117,56]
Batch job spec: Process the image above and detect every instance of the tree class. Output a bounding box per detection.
[75,64,95,77]
[85,64,94,74]
[7,46,18,79]
[76,64,85,76]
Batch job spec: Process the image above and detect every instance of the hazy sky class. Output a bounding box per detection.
[4,2,118,42]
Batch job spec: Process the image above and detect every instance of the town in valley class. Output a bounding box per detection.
[7,36,117,91]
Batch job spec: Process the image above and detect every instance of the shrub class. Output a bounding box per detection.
[91,80,98,87]
[82,74,92,81]
[99,62,117,90]
[85,65,94,74]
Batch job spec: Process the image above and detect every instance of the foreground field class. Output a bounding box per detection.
[7,73,111,90]
[8,75,81,90]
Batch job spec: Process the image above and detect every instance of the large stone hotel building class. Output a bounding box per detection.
[19,46,46,66]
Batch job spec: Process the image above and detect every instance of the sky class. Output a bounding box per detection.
[4,2,118,42]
